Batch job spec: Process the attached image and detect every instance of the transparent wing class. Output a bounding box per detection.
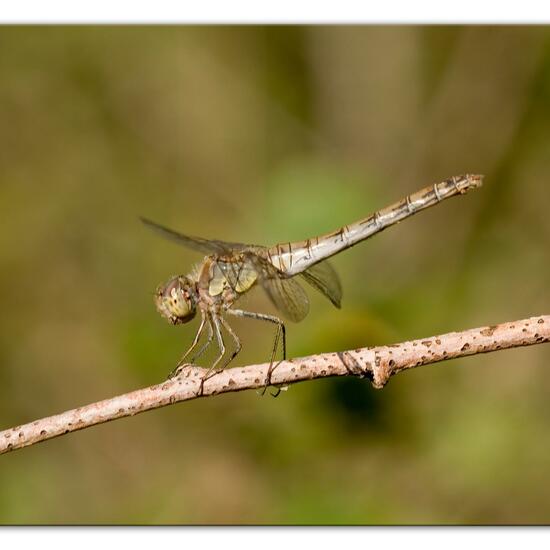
[140,217,253,255]
[261,272,310,323]
[299,260,342,309]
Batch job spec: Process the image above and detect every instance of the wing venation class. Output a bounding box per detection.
[140,217,252,255]
[299,260,342,308]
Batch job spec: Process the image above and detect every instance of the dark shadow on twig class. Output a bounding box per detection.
[337,351,373,382]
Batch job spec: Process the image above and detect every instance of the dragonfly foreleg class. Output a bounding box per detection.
[226,308,286,396]
[188,315,214,364]
[168,312,211,379]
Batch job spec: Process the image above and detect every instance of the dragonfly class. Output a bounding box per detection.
[142,174,483,394]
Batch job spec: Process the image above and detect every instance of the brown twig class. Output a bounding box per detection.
[1,314,549,455]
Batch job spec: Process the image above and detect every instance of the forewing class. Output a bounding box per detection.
[261,273,310,323]
[300,260,342,308]
[140,217,253,255]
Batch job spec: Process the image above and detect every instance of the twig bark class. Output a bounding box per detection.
[1,314,549,455]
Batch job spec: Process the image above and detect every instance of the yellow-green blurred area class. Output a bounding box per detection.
[0,25,549,524]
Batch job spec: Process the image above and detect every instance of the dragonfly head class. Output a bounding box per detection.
[155,276,197,325]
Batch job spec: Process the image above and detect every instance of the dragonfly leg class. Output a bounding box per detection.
[198,313,226,396]
[168,312,211,379]
[226,308,286,396]
[219,316,242,365]
[196,315,244,396]
[188,315,214,363]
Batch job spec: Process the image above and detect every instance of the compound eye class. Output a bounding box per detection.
[155,277,195,324]
[162,278,184,299]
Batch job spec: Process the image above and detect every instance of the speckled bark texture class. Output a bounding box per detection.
[1,314,548,454]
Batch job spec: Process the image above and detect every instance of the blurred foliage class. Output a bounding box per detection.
[0,25,550,524]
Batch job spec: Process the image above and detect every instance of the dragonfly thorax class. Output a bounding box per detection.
[155,275,197,325]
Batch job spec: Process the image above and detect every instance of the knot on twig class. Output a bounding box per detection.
[371,352,393,389]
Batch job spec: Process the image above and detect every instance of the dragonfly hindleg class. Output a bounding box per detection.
[219,316,242,365]
[226,308,286,395]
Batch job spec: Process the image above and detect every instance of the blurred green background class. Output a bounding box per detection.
[0,25,549,524]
